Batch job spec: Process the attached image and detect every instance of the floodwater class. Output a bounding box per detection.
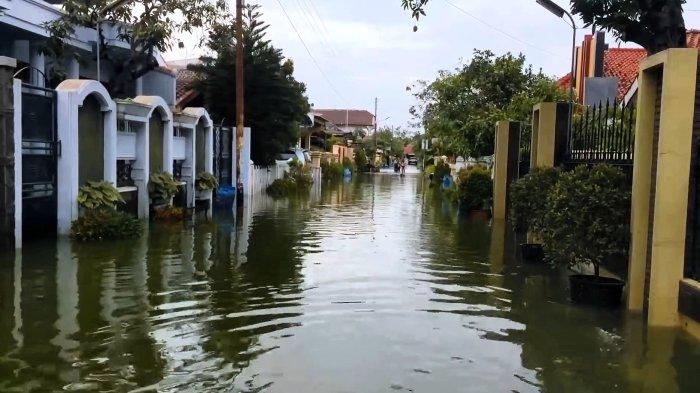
[1,173,699,392]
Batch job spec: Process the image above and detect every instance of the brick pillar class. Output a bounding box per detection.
[492,121,521,221]
[0,56,17,250]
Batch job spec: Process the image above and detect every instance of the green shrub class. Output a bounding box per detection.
[432,160,451,186]
[267,160,313,197]
[77,181,124,210]
[354,148,368,172]
[321,161,345,182]
[456,166,493,211]
[149,172,180,203]
[71,209,142,241]
[425,164,436,175]
[342,157,353,172]
[509,167,561,232]
[196,172,219,191]
[542,165,631,277]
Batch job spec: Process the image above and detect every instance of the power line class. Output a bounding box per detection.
[304,0,338,55]
[442,0,566,60]
[294,0,336,56]
[275,0,347,104]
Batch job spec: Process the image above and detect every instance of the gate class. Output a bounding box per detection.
[214,126,233,187]
[20,84,58,238]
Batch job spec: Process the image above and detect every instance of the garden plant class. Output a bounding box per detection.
[71,181,142,241]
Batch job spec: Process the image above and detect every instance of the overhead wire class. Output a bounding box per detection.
[274,0,347,104]
[442,0,567,61]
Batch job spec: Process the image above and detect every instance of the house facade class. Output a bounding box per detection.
[0,0,238,249]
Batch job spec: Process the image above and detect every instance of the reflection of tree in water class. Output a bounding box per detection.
[201,203,309,385]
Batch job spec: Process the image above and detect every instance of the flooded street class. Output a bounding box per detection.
[1,173,700,392]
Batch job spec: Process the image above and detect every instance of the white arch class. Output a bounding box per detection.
[134,95,174,175]
[56,79,117,234]
[183,107,214,174]
[179,108,215,215]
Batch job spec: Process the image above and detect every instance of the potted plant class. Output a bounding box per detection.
[196,172,219,192]
[542,165,629,307]
[455,165,493,220]
[149,172,180,205]
[509,167,560,263]
[71,181,142,241]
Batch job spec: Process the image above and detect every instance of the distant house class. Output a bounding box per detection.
[558,30,700,105]
[313,109,376,135]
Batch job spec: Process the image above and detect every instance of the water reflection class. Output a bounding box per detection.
[0,174,699,392]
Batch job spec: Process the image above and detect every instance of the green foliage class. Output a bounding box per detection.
[542,165,631,277]
[44,0,224,94]
[149,172,180,203]
[571,0,686,54]
[455,166,493,211]
[431,160,451,186]
[509,167,561,232]
[327,136,345,151]
[192,4,310,165]
[266,160,313,198]
[425,164,436,175]
[196,172,219,191]
[71,209,142,242]
[321,161,345,182]
[409,50,566,158]
[354,148,368,172]
[77,181,124,210]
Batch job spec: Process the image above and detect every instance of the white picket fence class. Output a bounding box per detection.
[247,161,323,195]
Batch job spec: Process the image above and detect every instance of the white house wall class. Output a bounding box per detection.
[134,95,174,175]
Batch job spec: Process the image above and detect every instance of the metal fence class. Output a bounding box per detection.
[565,99,636,167]
[518,123,531,178]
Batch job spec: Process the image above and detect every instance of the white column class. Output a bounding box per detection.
[134,77,143,96]
[13,77,22,248]
[103,104,117,185]
[133,122,150,218]
[29,47,45,88]
[184,126,195,208]
[67,58,79,79]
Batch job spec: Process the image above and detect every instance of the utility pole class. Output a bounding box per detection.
[374,97,378,166]
[236,0,245,197]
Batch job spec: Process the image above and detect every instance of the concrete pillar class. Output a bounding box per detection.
[67,58,79,79]
[627,49,700,337]
[492,121,521,221]
[310,151,322,168]
[29,47,45,88]
[0,56,16,250]
[530,102,569,168]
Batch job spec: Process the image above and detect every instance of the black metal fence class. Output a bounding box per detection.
[565,99,636,167]
[518,123,532,178]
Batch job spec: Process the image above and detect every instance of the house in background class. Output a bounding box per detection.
[314,109,375,135]
[558,30,700,106]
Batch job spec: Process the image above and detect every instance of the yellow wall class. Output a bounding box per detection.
[627,49,700,338]
[531,103,557,168]
[493,121,510,220]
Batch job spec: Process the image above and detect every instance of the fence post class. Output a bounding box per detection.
[531,102,570,168]
[493,121,521,221]
[627,49,700,337]
[0,57,16,250]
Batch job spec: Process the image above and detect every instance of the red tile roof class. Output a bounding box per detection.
[559,30,700,101]
[603,48,648,100]
[314,109,375,127]
[175,68,198,108]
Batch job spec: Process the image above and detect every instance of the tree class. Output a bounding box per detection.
[409,50,565,158]
[570,0,687,54]
[192,5,310,166]
[401,0,688,54]
[44,0,224,95]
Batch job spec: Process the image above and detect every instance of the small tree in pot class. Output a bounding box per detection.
[542,164,630,307]
[509,167,560,262]
[455,165,493,219]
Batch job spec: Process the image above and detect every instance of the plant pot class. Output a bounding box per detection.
[569,274,625,307]
[520,243,544,263]
[468,209,490,221]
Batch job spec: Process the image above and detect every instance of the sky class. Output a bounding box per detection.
[165,0,700,132]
